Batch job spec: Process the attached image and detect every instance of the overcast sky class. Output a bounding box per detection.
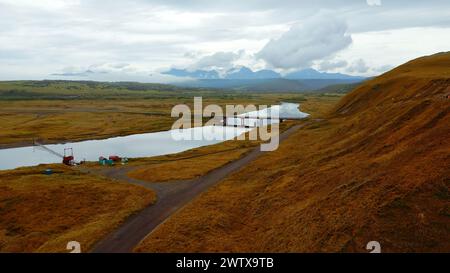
[1,0,449,82]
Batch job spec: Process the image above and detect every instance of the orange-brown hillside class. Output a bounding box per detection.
[136,52,450,253]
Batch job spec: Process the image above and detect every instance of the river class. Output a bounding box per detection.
[0,102,308,170]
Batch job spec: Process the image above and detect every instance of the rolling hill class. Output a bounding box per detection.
[135,52,450,253]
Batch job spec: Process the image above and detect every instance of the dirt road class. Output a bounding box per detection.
[91,123,304,252]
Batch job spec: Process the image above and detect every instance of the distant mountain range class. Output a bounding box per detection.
[163,66,364,81]
[163,66,365,92]
[162,68,220,79]
[225,67,281,80]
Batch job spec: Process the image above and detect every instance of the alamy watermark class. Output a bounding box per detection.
[170,97,280,151]
[66,241,81,253]
[366,241,381,253]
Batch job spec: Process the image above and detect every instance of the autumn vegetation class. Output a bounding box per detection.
[135,52,450,253]
[0,165,155,252]
[1,53,448,253]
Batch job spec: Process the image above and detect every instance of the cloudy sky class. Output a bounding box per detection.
[1,0,449,82]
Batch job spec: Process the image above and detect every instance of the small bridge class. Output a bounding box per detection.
[196,114,303,128]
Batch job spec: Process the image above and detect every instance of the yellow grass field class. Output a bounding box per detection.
[128,141,254,182]
[0,165,155,252]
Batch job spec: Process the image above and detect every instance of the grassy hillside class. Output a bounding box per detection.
[135,52,450,253]
[317,81,365,94]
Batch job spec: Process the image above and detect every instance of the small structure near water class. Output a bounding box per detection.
[99,156,114,166]
[62,148,75,166]
[33,140,77,166]
[99,155,128,166]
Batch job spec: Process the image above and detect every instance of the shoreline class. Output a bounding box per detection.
[0,127,172,150]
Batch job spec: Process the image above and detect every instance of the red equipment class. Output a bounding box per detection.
[63,148,74,166]
[109,155,121,162]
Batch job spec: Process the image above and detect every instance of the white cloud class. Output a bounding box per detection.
[318,59,348,71]
[1,1,450,81]
[189,51,243,71]
[52,63,139,77]
[256,13,352,70]
[49,63,187,83]
[336,27,450,76]
[366,0,382,7]
[374,64,394,73]
[346,59,370,74]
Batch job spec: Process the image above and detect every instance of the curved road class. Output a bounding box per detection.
[91,123,305,253]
